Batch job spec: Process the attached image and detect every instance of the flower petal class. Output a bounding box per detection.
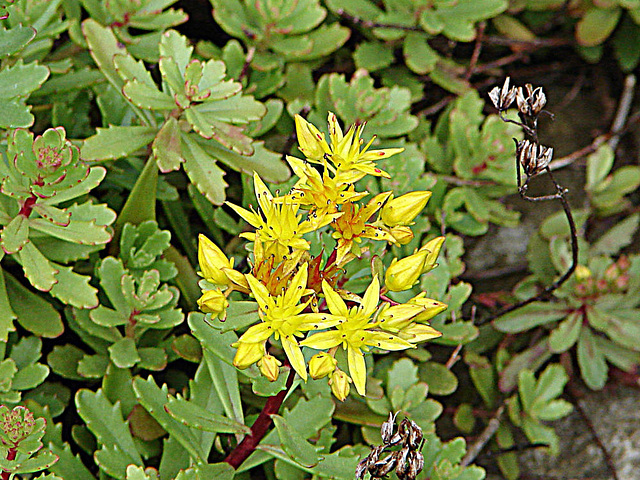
[237,323,272,343]
[322,280,348,317]
[361,276,380,317]
[347,346,367,396]
[300,331,342,350]
[282,336,307,381]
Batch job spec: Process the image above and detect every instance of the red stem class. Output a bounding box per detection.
[224,368,296,469]
[1,446,17,480]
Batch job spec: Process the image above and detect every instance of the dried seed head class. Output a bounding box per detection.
[406,419,423,450]
[406,450,425,480]
[381,411,398,444]
[394,447,411,478]
[515,139,553,177]
[368,453,398,477]
[355,459,368,479]
[516,84,547,117]
[488,77,517,111]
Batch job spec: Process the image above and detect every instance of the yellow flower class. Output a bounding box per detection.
[236,264,338,380]
[326,113,403,180]
[294,113,404,182]
[197,288,228,320]
[380,191,432,227]
[258,354,282,382]
[384,249,429,292]
[329,369,352,402]
[226,174,315,260]
[331,193,394,265]
[286,156,363,228]
[301,277,413,396]
[308,352,337,379]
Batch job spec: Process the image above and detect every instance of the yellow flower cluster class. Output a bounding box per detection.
[197,113,447,401]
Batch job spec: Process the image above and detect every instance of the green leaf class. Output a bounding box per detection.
[11,363,49,391]
[0,60,50,100]
[0,25,36,57]
[132,376,206,463]
[591,213,640,256]
[47,345,84,381]
[1,215,29,254]
[548,311,581,353]
[82,126,158,161]
[165,397,250,434]
[75,389,143,467]
[109,338,141,368]
[387,358,419,393]
[403,32,438,75]
[123,80,175,110]
[576,7,622,47]
[353,42,394,72]
[586,144,614,189]
[49,264,99,309]
[271,415,320,468]
[419,361,458,396]
[181,133,227,205]
[18,242,58,292]
[77,355,109,378]
[48,442,94,479]
[0,268,17,341]
[153,117,183,173]
[577,328,608,390]
[493,302,566,333]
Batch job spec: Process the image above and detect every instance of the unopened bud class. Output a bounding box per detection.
[309,352,337,379]
[388,226,414,245]
[329,369,351,401]
[408,293,448,322]
[258,354,282,382]
[397,323,442,343]
[294,114,328,161]
[197,288,228,319]
[615,274,629,290]
[574,265,592,282]
[418,236,445,274]
[604,263,620,282]
[384,250,429,292]
[198,234,233,286]
[616,255,630,271]
[232,341,264,369]
[380,191,432,227]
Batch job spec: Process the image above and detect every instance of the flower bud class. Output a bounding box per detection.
[197,288,228,320]
[198,234,233,286]
[378,303,427,331]
[258,354,282,382]
[604,263,620,282]
[329,369,352,402]
[418,236,445,274]
[574,265,591,282]
[407,293,448,322]
[232,341,264,369]
[380,191,432,227]
[309,352,337,379]
[384,250,429,292]
[388,226,414,245]
[294,114,329,161]
[397,323,442,343]
[616,255,630,271]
